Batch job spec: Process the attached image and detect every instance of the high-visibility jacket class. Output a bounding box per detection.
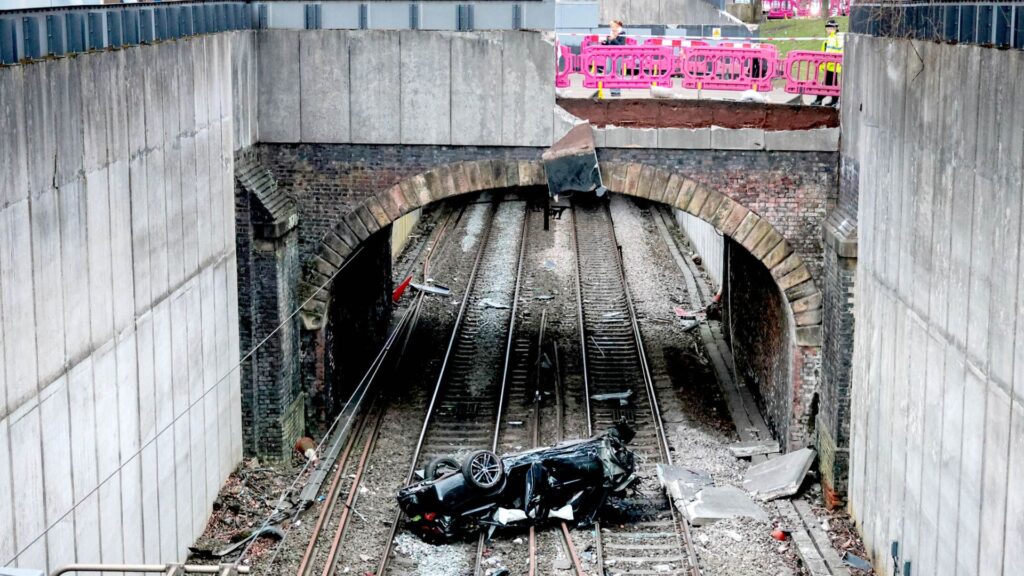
[819,32,843,74]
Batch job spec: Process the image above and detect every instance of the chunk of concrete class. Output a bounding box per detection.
[657,464,714,501]
[683,486,768,526]
[742,447,816,501]
[542,123,602,197]
[728,440,781,458]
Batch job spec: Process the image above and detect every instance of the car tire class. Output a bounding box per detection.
[462,450,504,490]
[425,456,460,480]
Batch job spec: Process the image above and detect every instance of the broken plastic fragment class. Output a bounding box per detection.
[548,504,574,521]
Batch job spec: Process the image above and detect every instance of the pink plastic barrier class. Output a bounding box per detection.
[766,0,798,18]
[782,50,842,96]
[581,35,639,48]
[679,45,778,92]
[556,44,573,88]
[578,44,675,89]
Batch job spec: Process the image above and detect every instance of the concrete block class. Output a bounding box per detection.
[195,132,213,265]
[552,104,582,143]
[178,138,200,281]
[602,126,658,148]
[710,127,765,150]
[686,184,711,215]
[140,441,161,563]
[300,31,351,143]
[698,191,724,222]
[116,333,140,461]
[59,179,91,366]
[30,195,66,392]
[22,62,56,199]
[257,31,301,142]
[125,49,148,157]
[120,456,145,564]
[189,405,207,538]
[153,300,174,430]
[39,377,73,526]
[350,31,401,145]
[0,421,12,566]
[171,294,190,418]
[85,168,114,347]
[174,418,192,555]
[0,67,28,208]
[68,358,98,503]
[46,515,76,573]
[501,31,554,147]
[743,447,815,501]
[657,127,711,149]
[129,157,152,315]
[400,31,451,145]
[728,440,780,458]
[1002,400,1024,570]
[956,365,985,574]
[146,150,170,302]
[657,464,713,501]
[164,148,186,291]
[203,388,221,500]
[109,161,136,333]
[160,44,183,145]
[635,165,656,199]
[684,486,768,526]
[675,179,698,211]
[98,475,124,565]
[94,343,121,481]
[186,287,204,406]
[156,428,178,560]
[978,385,1012,575]
[1,201,38,415]
[763,128,839,151]
[10,406,45,552]
[74,492,101,563]
[51,59,84,188]
[136,314,157,445]
[718,199,749,238]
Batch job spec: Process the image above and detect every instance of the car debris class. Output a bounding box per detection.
[590,390,634,405]
[396,423,638,542]
[412,282,452,296]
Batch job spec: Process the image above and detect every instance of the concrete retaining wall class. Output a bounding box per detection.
[0,31,256,572]
[847,35,1024,574]
[674,209,723,290]
[257,29,555,147]
[599,0,740,26]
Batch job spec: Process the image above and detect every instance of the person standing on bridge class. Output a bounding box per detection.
[812,18,843,107]
[601,20,627,46]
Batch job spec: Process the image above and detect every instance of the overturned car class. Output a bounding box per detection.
[397,423,637,542]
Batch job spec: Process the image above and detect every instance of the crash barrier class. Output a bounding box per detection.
[783,50,843,97]
[556,40,843,96]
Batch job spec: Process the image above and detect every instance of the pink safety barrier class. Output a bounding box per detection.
[556,44,573,88]
[782,50,842,96]
[581,34,639,48]
[578,44,675,89]
[766,0,798,18]
[679,45,778,92]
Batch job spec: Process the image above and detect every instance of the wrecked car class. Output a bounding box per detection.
[397,423,637,542]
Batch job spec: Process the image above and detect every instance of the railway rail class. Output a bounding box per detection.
[571,199,701,576]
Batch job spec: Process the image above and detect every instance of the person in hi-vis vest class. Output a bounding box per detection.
[812,18,843,107]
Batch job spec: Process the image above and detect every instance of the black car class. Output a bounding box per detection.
[397,423,638,542]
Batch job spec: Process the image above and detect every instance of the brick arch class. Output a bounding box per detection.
[299,159,821,337]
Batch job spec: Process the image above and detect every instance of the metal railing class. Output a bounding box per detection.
[851,1,1024,49]
[50,564,250,576]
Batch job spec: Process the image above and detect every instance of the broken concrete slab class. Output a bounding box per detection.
[542,122,603,197]
[683,486,768,526]
[728,440,781,458]
[657,464,713,502]
[742,447,815,501]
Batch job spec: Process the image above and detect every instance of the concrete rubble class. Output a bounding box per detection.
[728,440,781,458]
[742,447,816,501]
[683,486,769,526]
[656,463,714,501]
[541,122,604,198]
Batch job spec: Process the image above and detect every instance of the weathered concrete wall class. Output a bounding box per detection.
[847,36,1024,575]
[674,209,723,290]
[0,30,256,571]
[257,30,555,147]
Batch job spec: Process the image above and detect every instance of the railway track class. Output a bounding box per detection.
[376,198,530,576]
[571,199,701,576]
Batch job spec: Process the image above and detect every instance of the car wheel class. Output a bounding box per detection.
[425,456,460,480]
[462,450,504,490]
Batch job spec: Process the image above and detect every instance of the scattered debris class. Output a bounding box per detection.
[842,551,872,571]
[683,486,769,526]
[494,508,529,525]
[393,533,471,576]
[542,122,604,198]
[480,298,510,309]
[656,464,714,501]
[728,440,781,458]
[411,282,452,296]
[742,448,816,501]
[393,275,413,302]
[771,528,788,541]
[543,259,557,270]
[590,390,633,405]
[210,525,285,558]
[534,293,555,301]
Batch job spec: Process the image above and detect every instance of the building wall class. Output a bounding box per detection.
[846,35,1024,575]
[674,209,724,290]
[0,30,256,571]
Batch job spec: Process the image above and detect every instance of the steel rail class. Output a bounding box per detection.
[473,205,532,576]
[375,201,501,576]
